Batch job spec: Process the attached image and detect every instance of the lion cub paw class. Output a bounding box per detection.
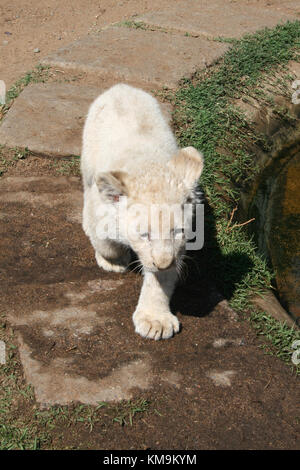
[133,309,180,340]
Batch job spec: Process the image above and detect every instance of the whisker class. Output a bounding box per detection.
[130,262,144,274]
[176,257,188,282]
[131,264,142,272]
[138,265,144,275]
[127,259,141,267]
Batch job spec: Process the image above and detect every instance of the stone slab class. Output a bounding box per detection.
[0,83,102,157]
[252,291,297,328]
[41,26,228,89]
[0,82,173,157]
[137,0,298,39]
[262,0,300,15]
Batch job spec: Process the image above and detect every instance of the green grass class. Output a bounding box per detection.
[117,20,149,30]
[116,19,169,34]
[0,327,49,449]
[111,399,150,426]
[174,20,300,366]
[250,309,300,372]
[0,350,152,449]
[34,398,150,433]
[5,65,50,104]
[0,147,81,178]
[0,324,152,449]
[0,146,30,176]
[50,156,81,176]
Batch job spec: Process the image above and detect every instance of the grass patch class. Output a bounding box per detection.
[117,20,149,30]
[174,20,300,366]
[0,65,49,126]
[0,146,30,177]
[0,324,49,450]
[50,155,81,176]
[0,65,50,124]
[0,318,153,449]
[34,398,150,434]
[6,65,50,104]
[250,309,300,372]
[111,399,150,426]
[116,19,169,34]
[0,148,81,179]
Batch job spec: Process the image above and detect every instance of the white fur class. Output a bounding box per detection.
[81,84,204,340]
[81,83,178,187]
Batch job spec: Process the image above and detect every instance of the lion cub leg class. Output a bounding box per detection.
[133,269,180,340]
[95,239,131,273]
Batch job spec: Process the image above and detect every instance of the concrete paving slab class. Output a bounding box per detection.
[0,82,173,157]
[136,0,298,39]
[0,83,102,157]
[262,0,300,15]
[41,26,228,89]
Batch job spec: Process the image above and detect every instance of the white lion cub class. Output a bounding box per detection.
[81,83,204,340]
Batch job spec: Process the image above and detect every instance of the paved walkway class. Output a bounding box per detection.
[0,1,299,449]
[0,0,299,156]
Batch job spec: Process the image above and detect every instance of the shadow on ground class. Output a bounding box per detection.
[171,200,254,318]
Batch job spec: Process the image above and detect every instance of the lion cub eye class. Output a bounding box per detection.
[173,228,185,238]
[140,232,150,240]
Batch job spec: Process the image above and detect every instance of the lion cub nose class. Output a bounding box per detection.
[154,258,174,271]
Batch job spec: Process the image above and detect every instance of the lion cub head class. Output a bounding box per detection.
[95,147,204,272]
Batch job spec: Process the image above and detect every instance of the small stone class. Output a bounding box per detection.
[207,370,236,387]
[34,48,40,53]
[2,40,8,45]
[0,80,6,105]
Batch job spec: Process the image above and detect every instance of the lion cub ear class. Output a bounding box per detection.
[168,146,204,188]
[96,171,128,202]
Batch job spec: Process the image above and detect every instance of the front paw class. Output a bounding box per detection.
[133,309,180,340]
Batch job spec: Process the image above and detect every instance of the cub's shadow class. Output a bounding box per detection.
[170,199,254,318]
